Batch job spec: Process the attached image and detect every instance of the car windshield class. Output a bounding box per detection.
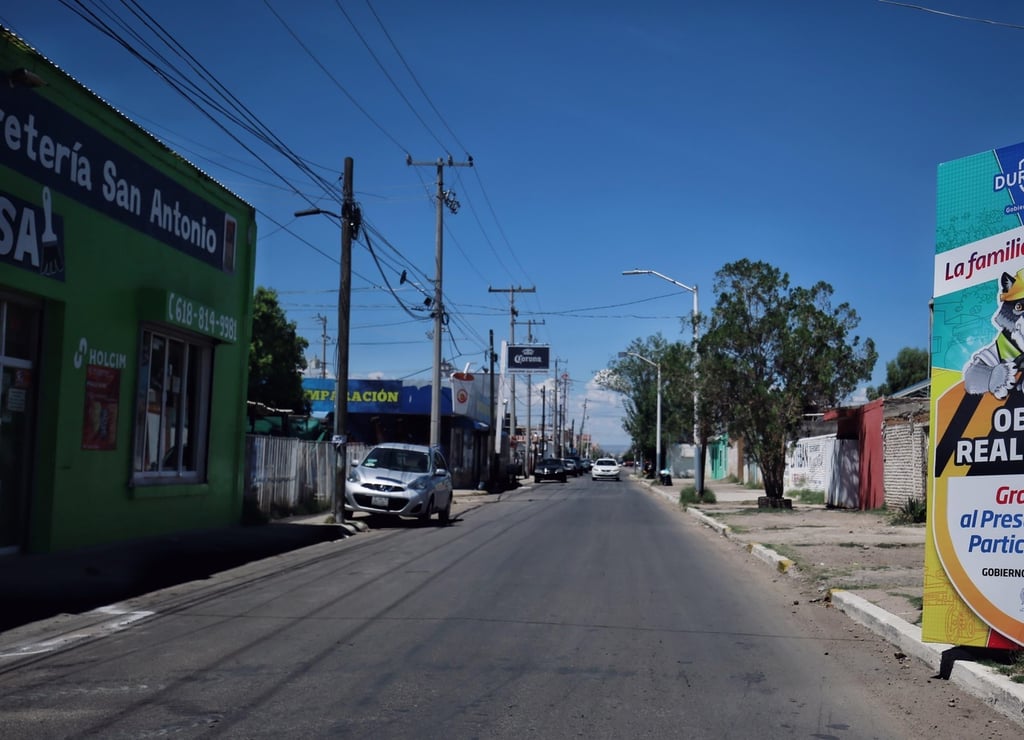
[540,459,561,466]
[597,459,617,465]
[363,448,429,473]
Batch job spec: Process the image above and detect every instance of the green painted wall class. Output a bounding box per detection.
[1,30,256,552]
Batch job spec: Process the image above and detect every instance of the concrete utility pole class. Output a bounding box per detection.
[408,155,473,448]
[517,317,544,474]
[314,313,329,378]
[539,385,546,459]
[488,329,497,487]
[295,156,358,521]
[488,285,535,468]
[578,398,588,457]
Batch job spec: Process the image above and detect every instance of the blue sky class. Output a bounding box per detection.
[5,0,1023,451]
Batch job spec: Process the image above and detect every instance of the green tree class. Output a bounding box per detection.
[699,260,876,500]
[248,286,309,412]
[600,334,696,469]
[866,347,928,399]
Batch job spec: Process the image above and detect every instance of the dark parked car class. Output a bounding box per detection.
[534,458,567,483]
[562,458,580,477]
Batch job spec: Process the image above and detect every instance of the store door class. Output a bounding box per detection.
[0,298,39,554]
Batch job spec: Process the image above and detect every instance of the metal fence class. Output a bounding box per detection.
[244,435,370,515]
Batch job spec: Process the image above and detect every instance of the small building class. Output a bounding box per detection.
[302,374,498,489]
[0,29,257,553]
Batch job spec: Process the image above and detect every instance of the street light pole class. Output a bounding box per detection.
[622,268,702,495]
[619,351,661,480]
[294,157,356,521]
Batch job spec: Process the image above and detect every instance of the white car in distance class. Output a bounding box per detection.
[591,457,621,481]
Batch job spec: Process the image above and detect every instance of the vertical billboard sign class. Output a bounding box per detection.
[927,142,1024,648]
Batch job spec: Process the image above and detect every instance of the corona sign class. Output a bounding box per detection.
[926,142,1024,648]
[506,344,549,374]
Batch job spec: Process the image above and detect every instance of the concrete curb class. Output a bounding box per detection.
[831,590,1024,726]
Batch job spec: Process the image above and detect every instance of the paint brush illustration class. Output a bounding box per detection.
[40,186,64,276]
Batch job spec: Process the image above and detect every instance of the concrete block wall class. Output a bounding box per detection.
[882,421,928,509]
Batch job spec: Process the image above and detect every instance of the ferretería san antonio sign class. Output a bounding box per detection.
[927,141,1024,648]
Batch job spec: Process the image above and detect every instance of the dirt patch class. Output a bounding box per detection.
[695,501,926,625]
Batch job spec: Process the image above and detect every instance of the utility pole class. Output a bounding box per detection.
[552,358,559,457]
[488,285,535,472]
[517,317,544,475]
[578,398,588,457]
[294,156,358,522]
[337,158,355,521]
[408,154,473,448]
[314,313,329,378]
[488,329,497,488]
[539,385,546,459]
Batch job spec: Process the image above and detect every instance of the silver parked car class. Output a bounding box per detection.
[344,443,454,524]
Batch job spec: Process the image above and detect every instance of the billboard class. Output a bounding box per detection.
[506,344,550,374]
[926,141,1024,648]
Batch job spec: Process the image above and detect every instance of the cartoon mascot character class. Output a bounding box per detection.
[964,269,1024,398]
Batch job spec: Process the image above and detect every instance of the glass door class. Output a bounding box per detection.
[0,298,39,554]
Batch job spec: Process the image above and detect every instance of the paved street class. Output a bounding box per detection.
[1,476,1022,738]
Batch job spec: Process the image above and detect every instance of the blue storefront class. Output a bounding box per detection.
[302,377,495,488]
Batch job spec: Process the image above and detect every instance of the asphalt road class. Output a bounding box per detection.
[1,476,1021,738]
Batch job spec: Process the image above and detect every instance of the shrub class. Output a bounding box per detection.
[679,486,716,506]
[891,497,927,525]
[790,489,825,505]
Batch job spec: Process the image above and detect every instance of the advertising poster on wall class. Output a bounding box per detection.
[81,364,119,451]
[926,142,1024,648]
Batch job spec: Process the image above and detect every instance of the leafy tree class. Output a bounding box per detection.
[248,286,309,412]
[699,260,876,500]
[600,333,696,469]
[866,347,928,399]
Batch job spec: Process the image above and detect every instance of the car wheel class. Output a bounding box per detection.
[419,496,434,525]
[534,476,541,483]
[559,475,566,483]
[438,493,452,525]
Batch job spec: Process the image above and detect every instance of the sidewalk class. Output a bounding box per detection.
[0,487,493,634]
[0,520,349,633]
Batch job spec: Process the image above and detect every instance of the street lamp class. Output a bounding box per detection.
[622,268,702,495]
[294,158,356,521]
[618,351,661,481]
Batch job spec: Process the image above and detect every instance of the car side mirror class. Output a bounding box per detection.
[435,467,448,477]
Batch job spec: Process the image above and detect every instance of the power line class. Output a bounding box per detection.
[261,0,410,155]
[329,0,448,152]
[878,1,1024,31]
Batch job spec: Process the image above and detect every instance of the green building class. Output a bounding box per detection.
[0,29,256,553]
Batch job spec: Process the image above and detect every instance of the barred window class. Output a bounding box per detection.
[132,326,211,484]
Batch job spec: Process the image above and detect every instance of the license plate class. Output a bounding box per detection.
[371,495,388,508]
